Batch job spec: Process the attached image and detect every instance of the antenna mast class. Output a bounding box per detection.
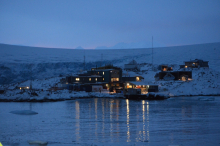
[152,36,154,71]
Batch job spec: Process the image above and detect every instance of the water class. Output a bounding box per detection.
[0,96,220,146]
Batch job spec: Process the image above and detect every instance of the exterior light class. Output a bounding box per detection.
[127,83,129,86]
[103,72,104,75]
[185,66,187,68]
[20,87,21,90]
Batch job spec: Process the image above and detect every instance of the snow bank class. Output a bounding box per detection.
[0,89,123,102]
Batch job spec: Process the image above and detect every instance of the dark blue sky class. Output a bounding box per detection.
[0,0,220,49]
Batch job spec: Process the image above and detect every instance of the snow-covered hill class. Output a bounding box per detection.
[0,42,220,85]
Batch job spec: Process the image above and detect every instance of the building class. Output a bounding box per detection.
[158,64,173,71]
[124,81,158,96]
[157,71,192,81]
[180,59,209,68]
[90,65,122,83]
[66,65,123,92]
[124,60,140,71]
[0,88,5,94]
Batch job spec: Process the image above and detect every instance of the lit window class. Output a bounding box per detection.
[103,78,104,81]
[95,78,97,81]
[76,78,80,81]
[89,78,91,81]
[111,78,119,82]
[103,72,104,75]
[136,77,139,81]
[98,72,99,75]
[185,66,187,68]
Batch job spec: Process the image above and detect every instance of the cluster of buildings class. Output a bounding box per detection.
[62,64,158,96]
[155,59,209,81]
[11,58,209,97]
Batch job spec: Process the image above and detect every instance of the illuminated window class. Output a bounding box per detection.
[111,78,119,82]
[95,78,97,81]
[98,72,99,74]
[89,78,91,81]
[103,72,104,75]
[76,78,80,81]
[185,66,187,68]
[103,78,104,81]
[127,85,132,88]
[136,77,139,81]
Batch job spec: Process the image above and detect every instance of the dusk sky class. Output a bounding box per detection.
[0,0,220,49]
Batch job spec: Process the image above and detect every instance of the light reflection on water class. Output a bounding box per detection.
[0,96,220,146]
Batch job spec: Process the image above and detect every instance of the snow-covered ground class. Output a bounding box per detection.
[0,42,220,100]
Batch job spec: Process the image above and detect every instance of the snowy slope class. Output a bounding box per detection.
[0,42,220,85]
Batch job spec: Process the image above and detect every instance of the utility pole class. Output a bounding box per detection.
[101,53,103,67]
[84,50,85,71]
[152,36,154,71]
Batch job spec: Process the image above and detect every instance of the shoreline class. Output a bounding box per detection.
[0,93,219,102]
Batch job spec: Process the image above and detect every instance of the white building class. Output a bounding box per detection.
[124,60,140,71]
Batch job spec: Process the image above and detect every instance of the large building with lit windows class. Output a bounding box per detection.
[180,59,209,68]
[65,64,144,92]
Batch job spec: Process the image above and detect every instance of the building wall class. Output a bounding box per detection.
[69,76,103,83]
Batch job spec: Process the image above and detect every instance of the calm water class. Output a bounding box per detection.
[0,97,220,146]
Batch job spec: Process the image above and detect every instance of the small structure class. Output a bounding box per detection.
[158,64,173,71]
[124,60,140,71]
[0,88,5,94]
[124,81,158,95]
[180,59,209,68]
